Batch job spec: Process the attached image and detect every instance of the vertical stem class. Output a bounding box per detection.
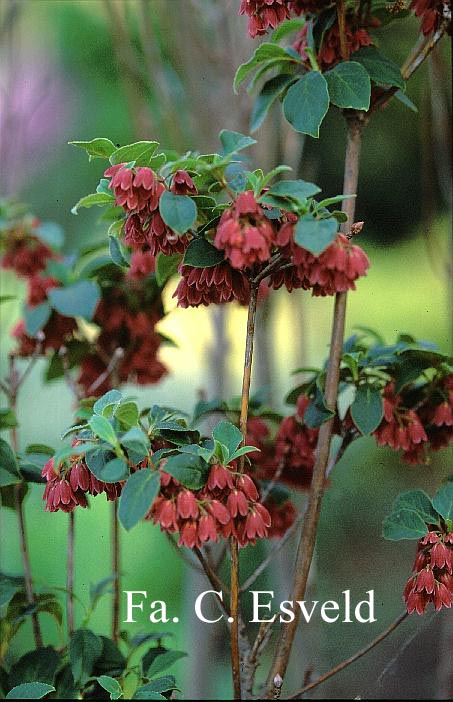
[266,116,363,693]
[231,282,259,700]
[7,358,43,648]
[112,500,120,642]
[336,0,349,62]
[14,484,43,648]
[67,511,75,636]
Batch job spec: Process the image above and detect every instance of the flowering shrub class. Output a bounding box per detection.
[0,1,451,699]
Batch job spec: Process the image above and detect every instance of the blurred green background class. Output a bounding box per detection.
[0,1,452,699]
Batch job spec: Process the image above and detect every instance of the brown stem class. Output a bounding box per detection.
[14,484,43,648]
[112,500,120,642]
[266,115,364,694]
[230,282,260,700]
[336,0,349,62]
[284,612,408,699]
[67,511,75,636]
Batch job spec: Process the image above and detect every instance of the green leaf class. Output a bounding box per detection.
[234,43,299,93]
[294,214,338,255]
[100,458,129,483]
[109,236,130,268]
[155,253,182,286]
[382,508,428,541]
[0,573,24,608]
[325,61,371,110]
[219,130,257,155]
[48,280,101,320]
[35,222,64,249]
[271,17,306,42]
[93,636,127,677]
[94,390,123,417]
[6,683,55,699]
[353,46,405,90]
[97,676,123,700]
[304,389,335,428]
[283,72,329,137]
[8,648,60,688]
[250,74,296,132]
[70,138,116,160]
[159,191,197,235]
[114,401,140,428]
[432,483,453,522]
[120,427,149,455]
[229,445,259,461]
[0,438,21,487]
[393,490,439,525]
[90,575,116,608]
[268,179,321,201]
[350,385,383,435]
[146,650,187,678]
[118,470,161,530]
[394,90,418,112]
[109,141,159,166]
[69,629,102,684]
[183,238,224,268]
[88,416,118,447]
[162,453,209,490]
[337,383,357,420]
[133,676,178,698]
[71,192,114,215]
[24,302,51,336]
[212,421,242,458]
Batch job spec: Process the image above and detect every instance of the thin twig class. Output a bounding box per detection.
[66,510,75,636]
[88,348,124,395]
[193,547,230,615]
[112,501,120,642]
[165,532,204,573]
[284,612,409,699]
[240,510,306,592]
[336,0,349,62]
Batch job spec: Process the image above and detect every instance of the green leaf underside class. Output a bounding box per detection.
[88,416,118,447]
[70,138,116,159]
[325,61,371,110]
[47,281,101,321]
[234,43,299,92]
[71,192,114,214]
[6,683,56,699]
[432,483,453,521]
[159,191,197,235]
[109,141,159,166]
[118,470,161,530]
[393,490,439,525]
[382,508,428,540]
[294,214,338,255]
[283,72,329,137]
[350,385,383,435]
[268,179,321,201]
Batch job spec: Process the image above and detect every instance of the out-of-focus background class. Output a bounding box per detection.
[0,1,452,699]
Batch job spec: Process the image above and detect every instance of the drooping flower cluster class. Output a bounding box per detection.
[42,454,122,512]
[174,263,251,308]
[77,255,167,395]
[239,0,291,37]
[404,526,453,614]
[264,495,297,537]
[105,164,190,256]
[150,461,271,548]
[271,224,370,296]
[1,216,55,278]
[373,379,453,464]
[214,191,275,270]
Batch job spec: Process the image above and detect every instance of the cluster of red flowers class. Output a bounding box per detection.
[174,263,251,308]
[1,217,54,277]
[239,0,332,37]
[411,0,449,35]
[105,164,193,256]
[404,527,453,614]
[42,454,122,512]
[150,461,271,548]
[264,495,297,537]
[373,379,453,464]
[271,222,370,296]
[78,252,167,396]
